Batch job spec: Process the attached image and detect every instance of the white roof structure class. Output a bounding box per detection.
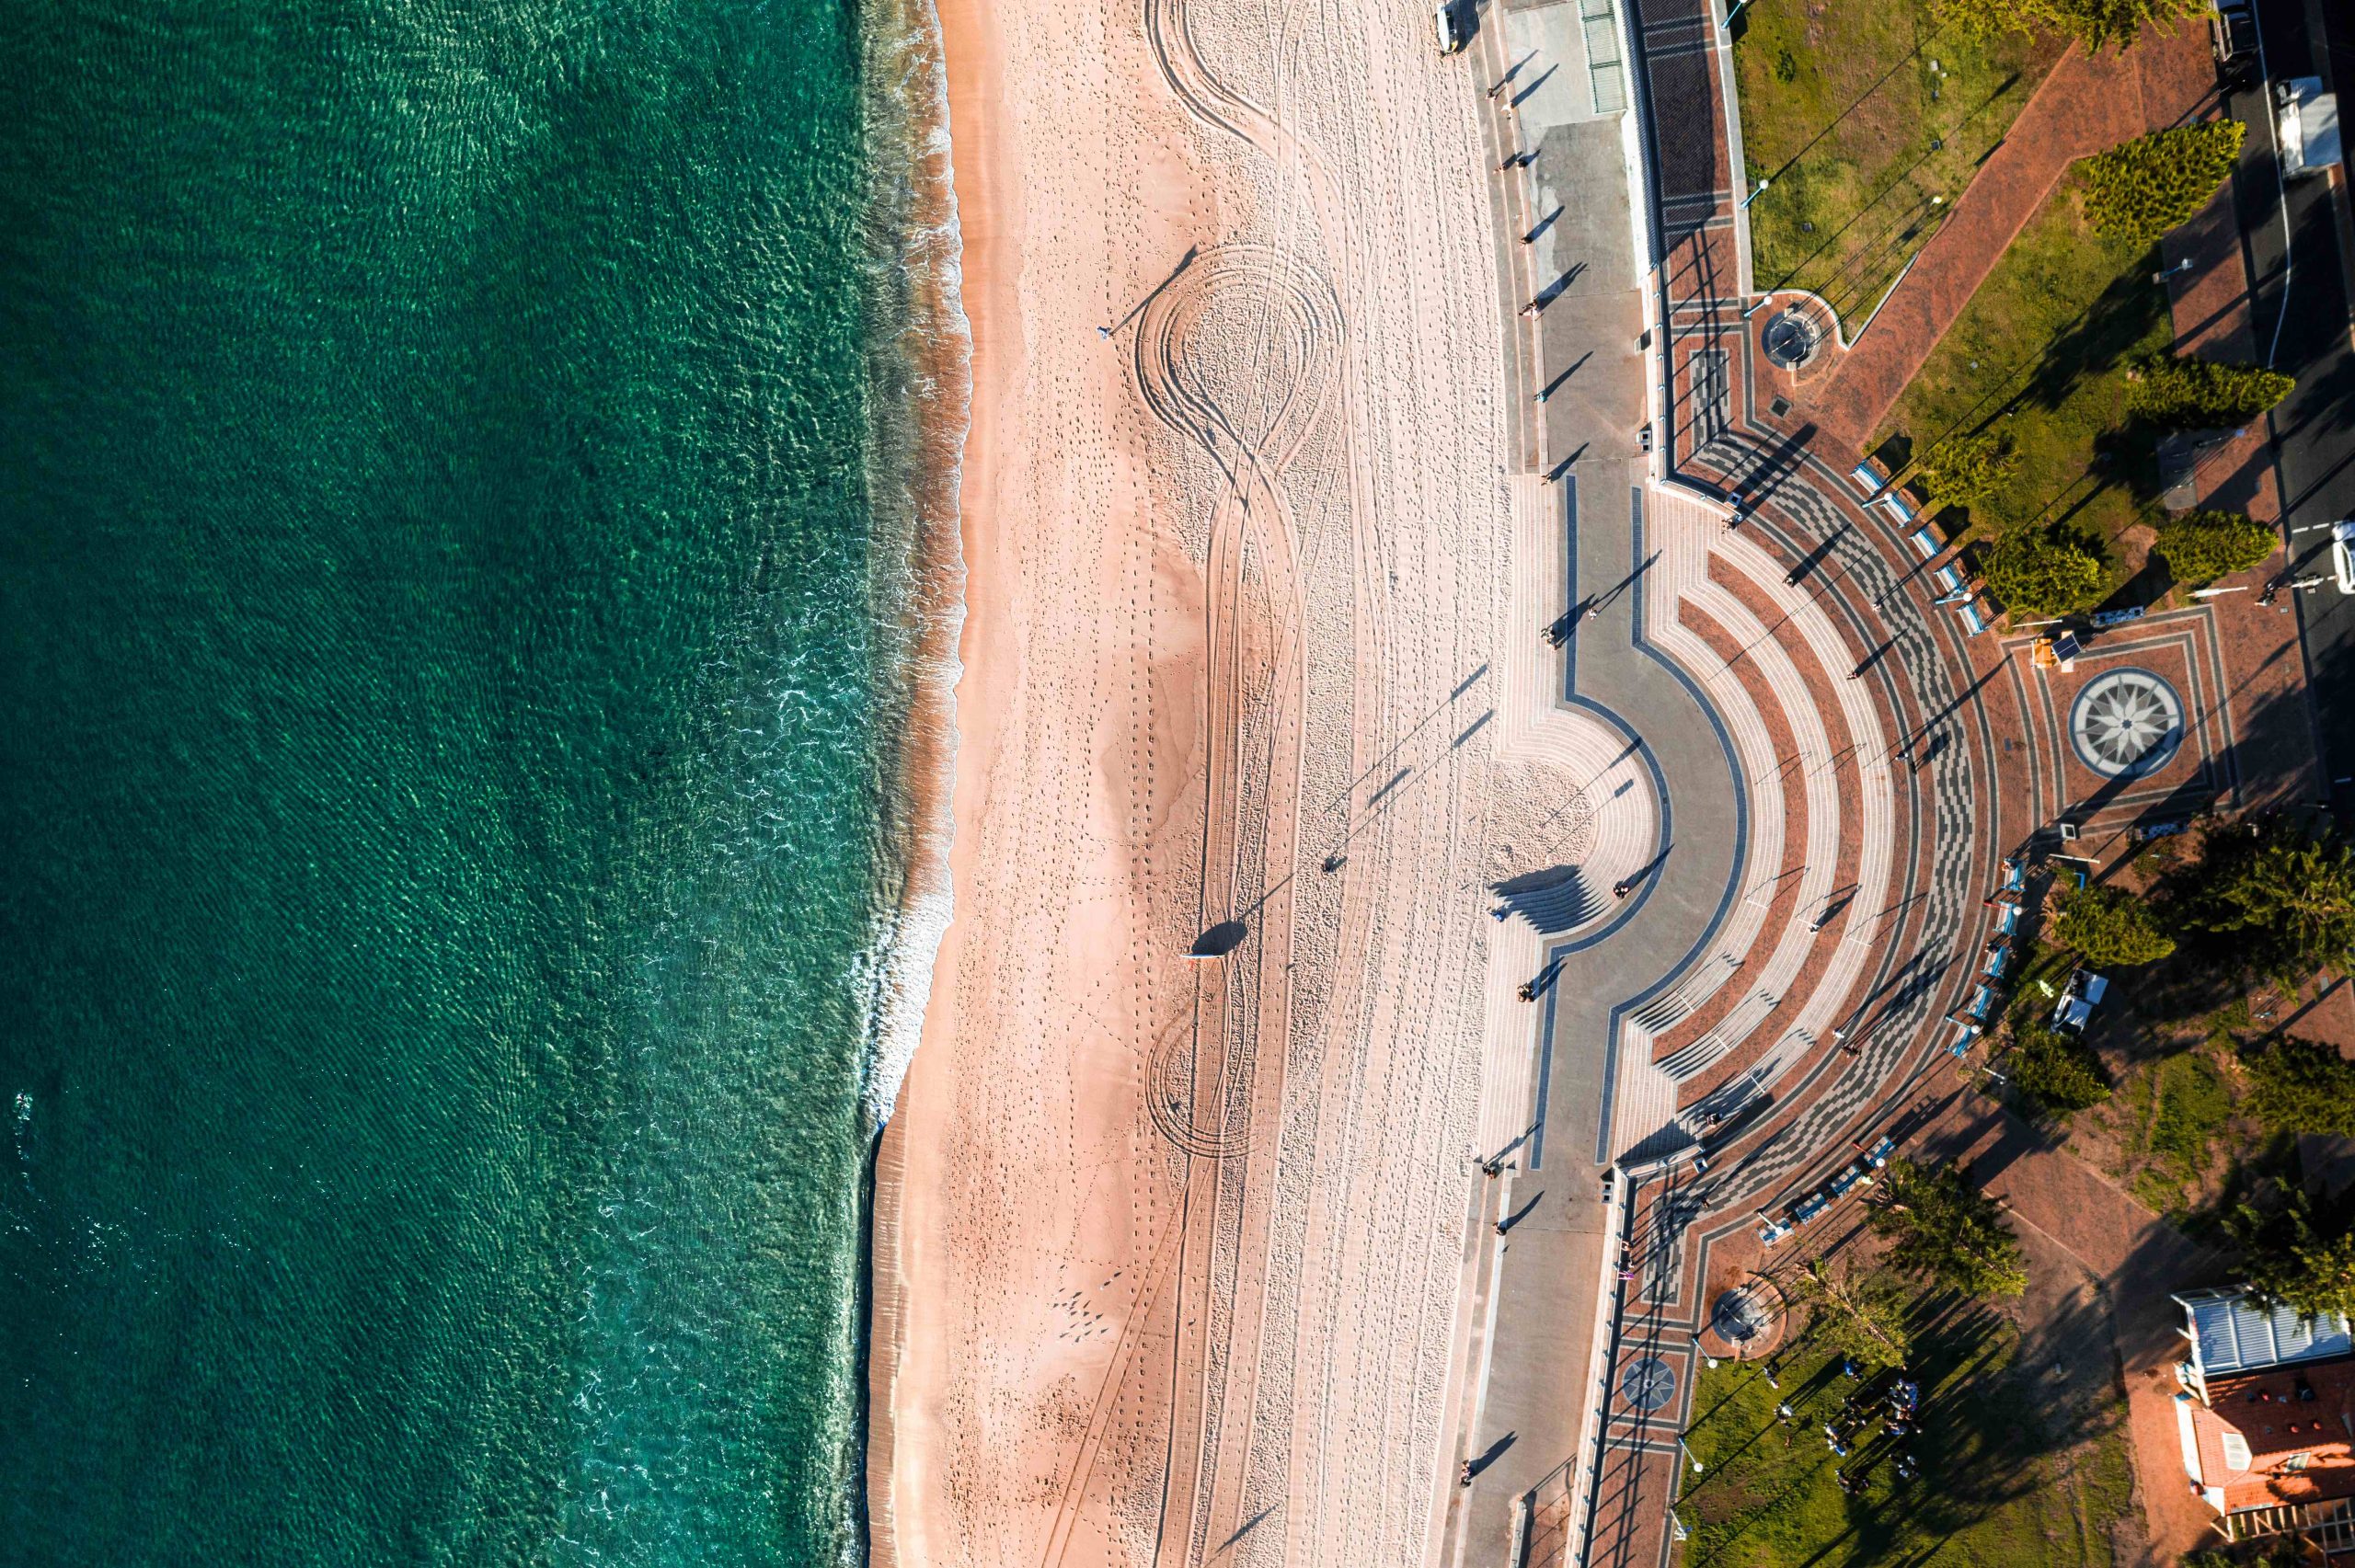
[2177,1287,2354,1381]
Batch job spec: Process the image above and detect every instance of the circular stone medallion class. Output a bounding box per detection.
[2067,667,2184,779]
[1620,1356,1677,1413]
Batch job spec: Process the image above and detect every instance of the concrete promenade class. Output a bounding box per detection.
[1437,0,2002,1562]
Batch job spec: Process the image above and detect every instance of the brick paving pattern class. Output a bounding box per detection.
[1452,3,2340,1563]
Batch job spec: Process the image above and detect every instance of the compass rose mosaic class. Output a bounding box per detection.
[2067,668,2185,780]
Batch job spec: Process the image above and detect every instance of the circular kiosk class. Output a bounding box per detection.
[1762,308,1821,371]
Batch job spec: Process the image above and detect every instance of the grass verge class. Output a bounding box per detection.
[1878,164,2174,597]
[1730,0,2061,324]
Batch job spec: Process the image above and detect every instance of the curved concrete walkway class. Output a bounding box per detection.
[1445,20,1754,1559]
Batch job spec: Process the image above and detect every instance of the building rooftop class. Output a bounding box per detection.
[2180,1359,2355,1515]
[2177,1288,2354,1381]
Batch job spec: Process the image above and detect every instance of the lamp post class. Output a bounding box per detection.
[1740,177,1771,210]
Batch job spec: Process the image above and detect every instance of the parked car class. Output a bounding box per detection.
[2211,0,2257,68]
[2332,519,2355,595]
[2051,970,2109,1035]
[2279,77,2343,180]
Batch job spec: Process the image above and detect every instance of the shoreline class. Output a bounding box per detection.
[855,0,972,1137]
[862,0,1007,1558]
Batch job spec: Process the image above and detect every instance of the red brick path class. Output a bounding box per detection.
[1798,19,2220,453]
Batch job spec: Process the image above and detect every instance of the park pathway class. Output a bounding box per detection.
[1798,17,2216,455]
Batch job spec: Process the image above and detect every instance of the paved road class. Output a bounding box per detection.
[2236,0,2355,810]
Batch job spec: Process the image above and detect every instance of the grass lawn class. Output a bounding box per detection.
[1681,1288,2133,1567]
[2065,999,2298,1236]
[1878,166,2175,596]
[2113,1048,2236,1214]
[1730,0,2062,323]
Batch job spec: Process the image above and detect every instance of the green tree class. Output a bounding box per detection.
[2233,1188,2355,1322]
[2179,818,2355,982]
[2244,1036,2355,1137]
[1793,1259,1913,1370]
[1869,1159,2028,1298]
[2083,122,2247,247]
[2009,1021,2112,1113]
[1932,0,2202,51]
[1914,429,2022,509]
[1982,523,2108,618]
[2153,510,2278,586]
[2127,355,2295,426]
[2051,884,2177,966]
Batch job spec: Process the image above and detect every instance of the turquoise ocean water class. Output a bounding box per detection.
[0,0,962,1562]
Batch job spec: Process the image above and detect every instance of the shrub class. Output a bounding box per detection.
[1982,523,2108,618]
[1931,0,2202,50]
[2154,510,2277,585]
[2177,818,2355,982]
[2245,1036,2355,1137]
[2126,355,2295,426]
[2052,884,2177,966]
[1913,429,2022,509]
[2010,1021,2112,1113]
[1870,1160,2028,1298]
[2084,122,2246,248]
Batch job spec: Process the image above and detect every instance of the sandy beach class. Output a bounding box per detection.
[868,0,1537,1562]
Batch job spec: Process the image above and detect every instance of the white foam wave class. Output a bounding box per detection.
[854,0,971,1133]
